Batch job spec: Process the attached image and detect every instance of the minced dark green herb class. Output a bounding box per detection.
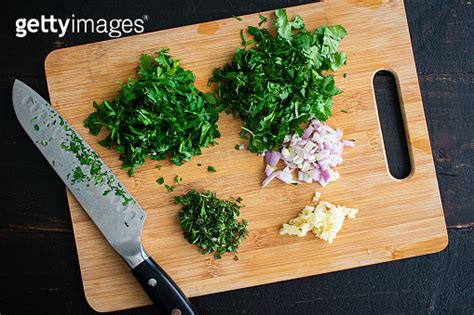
[210,9,347,154]
[34,124,40,131]
[156,177,164,185]
[341,109,348,113]
[207,165,217,172]
[197,163,202,167]
[258,14,267,26]
[175,175,182,184]
[85,49,222,176]
[175,190,248,259]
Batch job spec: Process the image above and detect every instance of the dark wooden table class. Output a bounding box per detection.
[0,1,472,314]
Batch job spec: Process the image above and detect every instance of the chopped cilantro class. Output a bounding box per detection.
[210,9,347,154]
[34,124,40,131]
[156,177,164,185]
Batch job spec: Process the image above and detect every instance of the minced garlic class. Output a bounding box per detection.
[280,193,357,244]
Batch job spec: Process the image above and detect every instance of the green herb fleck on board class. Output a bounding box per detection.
[40,140,48,146]
[102,189,112,196]
[233,15,242,21]
[207,166,217,172]
[34,124,40,131]
[164,184,175,192]
[343,73,347,78]
[240,29,247,46]
[156,177,164,185]
[258,14,268,26]
[175,175,182,184]
[341,109,348,113]
[234,145,241,150]
[197,163,202,167]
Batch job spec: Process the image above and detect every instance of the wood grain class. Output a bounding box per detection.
[44,0,448,312]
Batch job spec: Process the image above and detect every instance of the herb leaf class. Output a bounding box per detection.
[258,14,268,26]
[207,166,217,172]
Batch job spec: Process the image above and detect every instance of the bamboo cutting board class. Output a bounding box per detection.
[44,0,448,312]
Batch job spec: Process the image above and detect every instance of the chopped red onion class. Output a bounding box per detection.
[262,170,282,188]
[343,140,355,147]
[261,119,355,188]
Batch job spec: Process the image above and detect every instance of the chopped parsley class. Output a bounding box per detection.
[258,14,267,26]
[58,116,133,205]
[175,190,248,259]
[164,184,175,192]
[72,166,86,184]
[156,177,164,185]
[207,165,217,172]
[175,175,182,184]
[85,49,222,176]
[34,124,40,131]
[210,9,347,154]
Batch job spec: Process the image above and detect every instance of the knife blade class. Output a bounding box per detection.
[12,79,197,315]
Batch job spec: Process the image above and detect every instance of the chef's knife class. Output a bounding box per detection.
[12,79,197,315]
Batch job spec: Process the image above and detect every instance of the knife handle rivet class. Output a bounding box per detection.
[148,278,158,287]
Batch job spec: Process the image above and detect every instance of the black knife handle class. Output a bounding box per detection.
[131,257,198,315]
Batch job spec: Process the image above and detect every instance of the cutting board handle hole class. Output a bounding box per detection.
[373,70,412,180]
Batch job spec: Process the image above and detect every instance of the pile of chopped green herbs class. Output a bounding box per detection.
[85,49,222,176]
[210,9,347,154]
[175,190,248,259]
